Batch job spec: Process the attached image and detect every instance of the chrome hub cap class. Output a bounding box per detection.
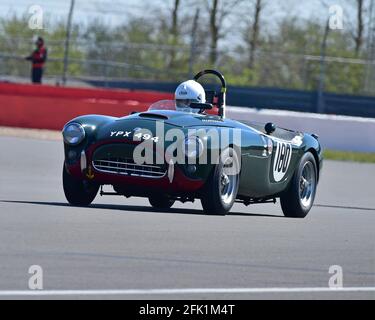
[220,155,239,205]
[299,161,316,208]
[221,173,230,187]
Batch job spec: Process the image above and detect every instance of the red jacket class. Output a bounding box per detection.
[27,46,48,69]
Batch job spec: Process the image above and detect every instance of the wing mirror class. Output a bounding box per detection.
[265,122,276,135]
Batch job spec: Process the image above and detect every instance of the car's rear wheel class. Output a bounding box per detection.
[280,152,317,218]
[148,194,175,209]
[63,163,99,206]
[201,147,240,215]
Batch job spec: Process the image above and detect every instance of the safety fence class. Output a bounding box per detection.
[1,36,375,96]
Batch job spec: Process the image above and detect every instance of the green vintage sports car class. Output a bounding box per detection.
[62,70,323,217]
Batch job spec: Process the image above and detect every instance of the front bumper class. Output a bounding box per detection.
[65,140,206,194]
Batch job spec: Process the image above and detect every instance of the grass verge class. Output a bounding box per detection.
[324,150,375,163]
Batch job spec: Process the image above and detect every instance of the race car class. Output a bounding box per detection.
[62,70,323,217]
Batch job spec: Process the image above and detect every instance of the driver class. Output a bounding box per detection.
[175,80,206,113]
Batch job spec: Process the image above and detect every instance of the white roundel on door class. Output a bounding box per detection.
[273,141,292,182]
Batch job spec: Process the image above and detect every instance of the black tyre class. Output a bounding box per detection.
[201,148,240,215]
[148,194,175,209]
[63,163,99,206]
[280,152,317,218]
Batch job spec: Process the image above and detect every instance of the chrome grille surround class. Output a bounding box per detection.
[92,158,167,178]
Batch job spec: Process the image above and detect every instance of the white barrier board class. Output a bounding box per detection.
[228,107,375,153]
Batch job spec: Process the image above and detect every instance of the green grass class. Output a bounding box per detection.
[324,150,375,163]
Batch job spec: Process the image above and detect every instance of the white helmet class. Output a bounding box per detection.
[175,80,206,113]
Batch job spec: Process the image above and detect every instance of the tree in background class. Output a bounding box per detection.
[247,0,263,69]
[82,19,118,78]
[168,0,181,68]
[208,0,220,66]
[354,0,365,56]
[48,21,83,80]
[206,0,245,66]
[0,1,373,95]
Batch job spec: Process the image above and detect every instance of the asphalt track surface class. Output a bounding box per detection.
[0,136,374,300]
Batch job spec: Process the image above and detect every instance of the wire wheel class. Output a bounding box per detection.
[299,161,316,208]
[220,156,239,205]
[280,152,318,218]
[201,147,240,215]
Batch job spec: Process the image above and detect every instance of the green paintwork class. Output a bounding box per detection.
[63,109,323,200]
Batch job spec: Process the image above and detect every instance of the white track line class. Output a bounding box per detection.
[0,287,374,296]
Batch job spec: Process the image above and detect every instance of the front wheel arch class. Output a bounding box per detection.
[307,148,321,182]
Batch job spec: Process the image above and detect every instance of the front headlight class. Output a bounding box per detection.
[62,123,85,145]
[183,136,204,158]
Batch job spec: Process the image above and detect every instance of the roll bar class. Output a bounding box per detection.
[193,69,227,119]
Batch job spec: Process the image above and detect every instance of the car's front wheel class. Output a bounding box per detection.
[201,147,240,215]
[280,152,317,218]
[63,163,99,206]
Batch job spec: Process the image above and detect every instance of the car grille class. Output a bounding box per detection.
[92,158,166,178]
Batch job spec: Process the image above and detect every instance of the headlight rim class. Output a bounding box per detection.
[183,136,205,158]
[62,122,86,146]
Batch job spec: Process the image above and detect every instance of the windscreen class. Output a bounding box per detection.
[148,100,177,111]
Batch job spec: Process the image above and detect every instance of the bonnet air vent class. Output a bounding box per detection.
[138,113,169,120]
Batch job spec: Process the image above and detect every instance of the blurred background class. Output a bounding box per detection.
[0,0,374,116]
